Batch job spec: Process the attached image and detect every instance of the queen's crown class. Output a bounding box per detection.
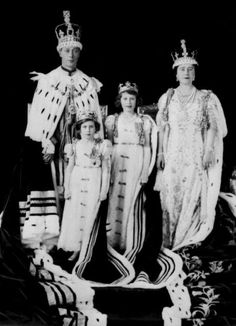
[172,39,198,69]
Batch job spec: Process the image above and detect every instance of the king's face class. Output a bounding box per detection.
[59,46,81,71]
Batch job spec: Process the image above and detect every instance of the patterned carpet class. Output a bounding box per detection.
[0,160,236,325]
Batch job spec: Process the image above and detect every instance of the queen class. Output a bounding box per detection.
[155,39,227,250]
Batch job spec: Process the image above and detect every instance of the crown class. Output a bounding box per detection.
[172,39,198,69]
[118,81,139,94]
[55,11,82,51]
[76,108,98,124]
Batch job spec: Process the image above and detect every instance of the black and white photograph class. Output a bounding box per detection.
[0,3,235,325]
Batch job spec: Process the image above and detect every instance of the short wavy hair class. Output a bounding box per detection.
[114,90,143,112]
[73,118,100,137]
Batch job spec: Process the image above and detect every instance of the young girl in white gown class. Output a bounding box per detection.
[57,109,111,261]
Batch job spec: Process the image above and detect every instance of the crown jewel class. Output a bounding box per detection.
[55,11,83,51]
[172,39,198,69]
[118,81,139,94]
[76,108,98,124]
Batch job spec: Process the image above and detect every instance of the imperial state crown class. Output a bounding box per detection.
[55,10,82,51]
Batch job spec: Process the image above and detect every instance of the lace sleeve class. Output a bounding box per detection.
[143,115,152,132]
[206,97,218,132]
[156,93,168,129]
[205,92,227,134]
[105,115,115,131]
[101,139,112,159]
[105,114,116,141]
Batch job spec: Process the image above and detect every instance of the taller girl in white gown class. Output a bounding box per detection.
[105,81,157,262]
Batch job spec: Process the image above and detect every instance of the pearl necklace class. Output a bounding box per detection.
[177,87,196,106]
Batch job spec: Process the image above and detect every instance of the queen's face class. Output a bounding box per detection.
[59,46,81,71]
[176,64,195,85]
[80,120,96,140]
[120,92,137,114]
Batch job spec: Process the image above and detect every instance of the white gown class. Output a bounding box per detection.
[58,138,111,252]
[156,87,227,250]
[105,112,157,258]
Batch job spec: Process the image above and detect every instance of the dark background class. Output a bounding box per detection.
[0,3,235,207]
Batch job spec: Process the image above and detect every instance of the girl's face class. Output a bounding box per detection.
[59,46,80,71]
[176,64,195,85]
[80,120,96,140]
[120,92,137,114]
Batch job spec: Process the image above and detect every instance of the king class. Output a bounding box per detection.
[25,10,104,153]
[24,10,104,203]
[21,11,104,249]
